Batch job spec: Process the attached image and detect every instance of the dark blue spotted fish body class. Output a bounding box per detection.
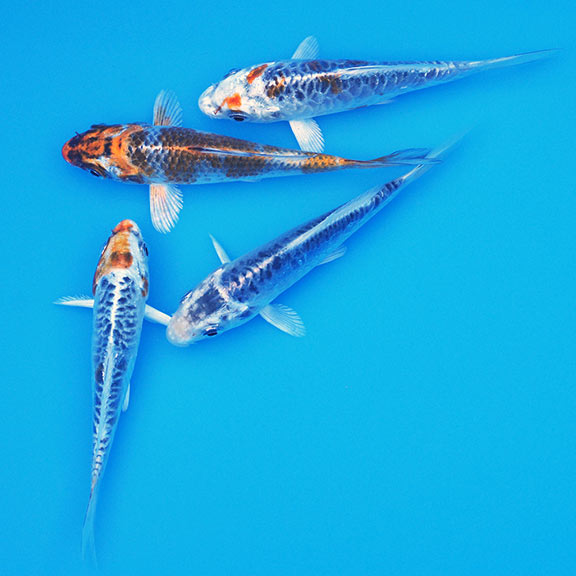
[166,143,451,346]
[82,220,149,561]
[199,36,552,152]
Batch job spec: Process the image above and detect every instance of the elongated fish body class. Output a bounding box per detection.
[166,142,451,346]
[82,220,149,560]
[198,36,551,152]
[62,123,424,185]
[61,91,432,234]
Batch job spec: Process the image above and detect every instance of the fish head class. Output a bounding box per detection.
[92,219,150,296]
[166,272,252,346]
[198,63,281,123]
[62,124,145,182]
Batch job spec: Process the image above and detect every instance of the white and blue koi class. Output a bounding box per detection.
[57,220,169,561]
[199,36,552,152]
[166,140,455,346]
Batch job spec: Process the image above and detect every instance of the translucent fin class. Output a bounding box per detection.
[260,303,306,337]
[292,36,319,60]
[144,305,171,326]
[319,245,347,265]
[468,49,557,72]
[209,234,231,264]
[289,118,324,153]
[122,383,130,412]
[150,183,183,233]
[376,148,438,167]
[153,90,183,126]
[54,296,94,308]
[398,132,467,187]
[82,491,98,565]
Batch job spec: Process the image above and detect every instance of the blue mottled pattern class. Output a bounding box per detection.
[169,169,410,344]
[257,59,464,119]
[90,271,146,491]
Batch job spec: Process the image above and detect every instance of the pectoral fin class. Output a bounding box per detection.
[153,90,183,126]
[289,118,324,153]
[260,303,306,337]
[209,234,231,264]
[54,296,94,308]
[319,245,347,265]
[150,183,183,233]
[122,384,130,412]
[292,36,319,60]
[144,305,171,326]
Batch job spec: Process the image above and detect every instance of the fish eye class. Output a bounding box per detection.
[230,113,246,122]
[89,169,102,178]
[205,327,218,337]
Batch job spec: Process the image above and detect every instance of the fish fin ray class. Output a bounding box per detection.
[292,36,319,60]
[260,303,306,337]
[150,183,183,233]
[82,491,99,565]
[153,90,183,126]
[289,118,324,153]
[319,245,347,265]
[54,296,94,308]
[122,383,130,412]
[376,148,438,166]
[209,234,232,264]
[144,305,171,326]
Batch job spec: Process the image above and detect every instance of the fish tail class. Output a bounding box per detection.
[82,489,99,565]
[467,49,557,72]
[361,147,438,168]
[399,132,467,186]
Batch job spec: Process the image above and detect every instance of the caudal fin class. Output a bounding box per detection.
[367,147,439,167]
[82,491,99,565]
[468,49,557,72]
[399,132,467,187]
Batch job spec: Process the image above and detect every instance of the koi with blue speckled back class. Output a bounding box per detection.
[56,220,170,562]
[166,138,458,347]
[62,91,434,233]
[198,36,553,153]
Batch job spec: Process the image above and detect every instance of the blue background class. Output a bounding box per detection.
[2,1,574,574]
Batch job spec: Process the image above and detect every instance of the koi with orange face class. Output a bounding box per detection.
[62,90,433,233]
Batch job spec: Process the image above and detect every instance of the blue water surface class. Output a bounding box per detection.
[2,1,575,574]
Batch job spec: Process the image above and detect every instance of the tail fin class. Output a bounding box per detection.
[399,132,466,187]
[468,49,557,72]
[369,147,439,167]
[82,491,99,565]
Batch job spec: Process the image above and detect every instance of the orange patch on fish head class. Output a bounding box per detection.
[62,124,143,181]
[92,224,136,293]
[214,93,243,115]
[247,64,268,84]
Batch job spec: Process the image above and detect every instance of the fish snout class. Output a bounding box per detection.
[166,314,194,347]
[62,131,88,167]
[198,86,219,117]
[113,219,138,235]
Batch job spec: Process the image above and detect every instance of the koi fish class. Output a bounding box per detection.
[62,91,434,234]
[198,36,552,153]
[166,138,455,346]
[56,220,169,561]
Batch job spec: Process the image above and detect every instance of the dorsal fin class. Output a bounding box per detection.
[153,90,183,126]
[292,36,319,60]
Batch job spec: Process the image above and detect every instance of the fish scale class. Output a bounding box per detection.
[166,157,424,346]
[199,39,552,153]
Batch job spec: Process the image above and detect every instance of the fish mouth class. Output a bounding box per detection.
[113,219,139,235]
[198,86,218,117]
[62,133,84,166]
[166,315,194,347]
